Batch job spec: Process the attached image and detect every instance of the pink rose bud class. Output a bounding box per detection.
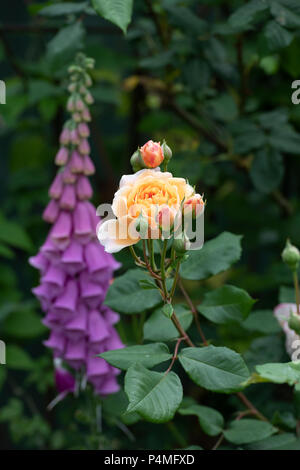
[183,194,204,219]
[82,108,91,122]
[55,147,68,166]
[140,140,164,168]
[157,206,176,232]
[59,128,70,146]
[79,139,90,155]
[78,122,90,138]
[69,150,84,174]
[70,129,80,145]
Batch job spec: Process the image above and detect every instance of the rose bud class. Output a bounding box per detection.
[140,140,164,169]
[288,312,300,335]
[173,231,190,255]
[282,239,300,272]
[157,206,176,236]
[162,140,172,163]
[183,194,205,219]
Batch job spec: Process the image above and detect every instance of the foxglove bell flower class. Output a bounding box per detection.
[30,53,123,397]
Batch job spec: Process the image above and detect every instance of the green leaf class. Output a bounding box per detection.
[99,343,172,370]
[6,345,34,370]
[162,304,174,318]
[0,243,14,259]
[268,125,300,154]
[255,362,300,385]
[180,232,242,281]
[125,363,183,423]
[229,0,269,30]
[105,269,162,314]
[92,0,133,33]
[178,403,224,436]
[47,22,85,60]
[0,213,33,251]
[143,304,193,342]
[242,310,281,334]
[250,148,283,193]
[279,286,295,303]
[39,2,88,16]
[197,285,255,325]
[270,2,300,28]
[245,432,300,450]
[264,20,293,51]
[178,345,250,393]
[224,419,277,445]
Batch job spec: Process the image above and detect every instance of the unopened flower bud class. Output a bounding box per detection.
[59,128,70,146]
[135,212,149,239]
[157,206,176,235]
[183,194,205,220]
[55,147,68,166]
[67,96,76,112]
[162,140,172,162]
[84,92,94,105]
[173,231,190,255]
[78,122,90,138]
[288,312,300,335]
[68,83,76,93]
[140,140,164,169]
[82,108,91,122]
[130,149,143,172]
[282,239,300,271]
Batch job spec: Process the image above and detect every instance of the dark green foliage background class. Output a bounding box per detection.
[0,0,300,450]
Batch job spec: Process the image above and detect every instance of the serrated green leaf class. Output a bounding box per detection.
[229,0,269,30]
[255,362,300,385]
[197,285,255,325]
[143,304,193,342]
[178,345,250,393]
[125,363,183,423]
[105,269,162,314]
[92,0,133,33]
[264,20,293,50]
[242,310,281,334]
[224,419,277,445]
[47,22,84,60]
[100,343,172,370]
[180,232,242,281]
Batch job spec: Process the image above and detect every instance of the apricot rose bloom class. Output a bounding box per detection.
[97,168,204,253]
[140,140,164,168]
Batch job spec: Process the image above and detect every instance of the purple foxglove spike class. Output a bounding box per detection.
[86,355,109,379]
[55,364,75,394]
[29,252,48,273]
[76,175,93,200]
[42,264,66,287]
[84,241,110,274]
[67,96,75,112]
[41,235,61,263]
[62,164,77,184]
[101,306,120,325]
[105,327,124,351]
[61,239,84,274]
[85,201,101,234]
[59,128,70,146]
[78,122,90,138]
[51,211,72,249]
[73,201,93,242]
[84,91,94,105]
[64,337,86,367]
[44,330,66,356]
[32,283,53,302]
[43,199,59,223]
[88,310,110,343]
[73,112,81,123]
[54,279,78,315]
[78,139,90,155]
[65,303,88,340]
[43,310,63,329]
[96,376,120,395]
[70,129,80,145]
[55,147,69,166]
[49,172,63,199]
[82,155,95,175]
[79,272,105,308]
[76,98,85,111]
[59,184,76,210]
[69,150,84,174]
[82,108,91,122]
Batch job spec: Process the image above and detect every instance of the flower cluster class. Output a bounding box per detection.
[274,303,300,359]
[98,141,204,254]
[29,54,123,396]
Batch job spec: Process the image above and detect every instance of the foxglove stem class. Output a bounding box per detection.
[293,271,300,315]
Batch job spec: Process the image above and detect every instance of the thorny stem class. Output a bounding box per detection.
[129,246,146,267]
[293,270,300,315]
[169,260,180,300]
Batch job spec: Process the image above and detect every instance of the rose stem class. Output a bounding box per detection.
[293,270,300,315]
